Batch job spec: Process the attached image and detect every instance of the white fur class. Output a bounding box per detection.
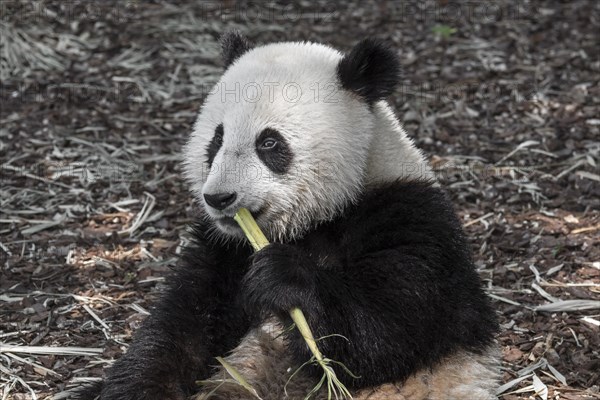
[366,102,434,185]
[183,41,431,242]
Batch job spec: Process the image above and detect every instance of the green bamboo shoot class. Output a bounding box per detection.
[234,208,354,400]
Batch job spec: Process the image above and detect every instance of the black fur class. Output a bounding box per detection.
[255,128,294,174]
[220,31,253,68]
[205,123,224,168]
[73,381,101,400]
[77,180,497,399]
[76,221,253,400]
[243,243,317,320]
[275,180,498,388]
[337,39,400,105]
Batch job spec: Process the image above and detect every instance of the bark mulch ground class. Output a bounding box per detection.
[1,1,599,399]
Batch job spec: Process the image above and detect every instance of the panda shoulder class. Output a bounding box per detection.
[352,179,458,226]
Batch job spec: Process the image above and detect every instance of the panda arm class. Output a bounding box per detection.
[100,226,252,400]
[243,182,497,389]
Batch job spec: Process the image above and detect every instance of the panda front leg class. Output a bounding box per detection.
[242,242,497,391]
[93,239,252,400]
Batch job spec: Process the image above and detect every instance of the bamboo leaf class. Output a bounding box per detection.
[215,357,263,400]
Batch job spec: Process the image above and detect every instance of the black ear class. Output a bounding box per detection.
[220,31,253,68]
[336,39,400,104]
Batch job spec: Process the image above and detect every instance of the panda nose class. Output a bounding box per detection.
[203,192,237,211]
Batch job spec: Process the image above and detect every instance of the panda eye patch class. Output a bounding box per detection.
[255,128,293,174]
[205,123,224,168]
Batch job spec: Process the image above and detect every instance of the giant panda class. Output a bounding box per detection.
[79,32,500,400]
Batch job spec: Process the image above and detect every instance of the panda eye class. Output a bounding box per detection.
[259,138,278,150]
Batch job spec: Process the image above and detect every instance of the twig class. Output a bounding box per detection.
[0,345,103,356]
[2,164,74,189]
[463,212,494,228]
[571,224,600,234]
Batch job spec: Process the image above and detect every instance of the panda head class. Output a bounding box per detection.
[184,32,401,241]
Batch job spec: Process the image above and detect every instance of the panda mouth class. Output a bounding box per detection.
[216,217,238,229]
[216,205,268,229]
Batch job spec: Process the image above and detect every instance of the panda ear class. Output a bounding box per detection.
[337,39,400,104]
[220,31,253,68]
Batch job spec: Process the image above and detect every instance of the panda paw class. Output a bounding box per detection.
[242,243,318,319]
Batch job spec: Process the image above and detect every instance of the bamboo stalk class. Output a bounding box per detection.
[234,208,353,400]
[234,208,269,251]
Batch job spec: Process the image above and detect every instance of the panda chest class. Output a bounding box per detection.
[298,231,347,271]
